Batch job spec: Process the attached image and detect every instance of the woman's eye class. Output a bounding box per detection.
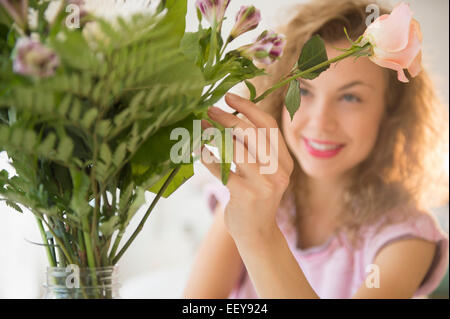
[341,93,361,103]
[300,88,310,96]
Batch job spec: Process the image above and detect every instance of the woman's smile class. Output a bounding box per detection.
[302,137,346,159]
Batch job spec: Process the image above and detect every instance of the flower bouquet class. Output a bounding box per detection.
[0,0,421,298]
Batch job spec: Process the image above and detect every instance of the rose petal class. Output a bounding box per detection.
[371,21,421,70]
[370,55,409,83]
[365,2,413,52]
[407,51,421,77]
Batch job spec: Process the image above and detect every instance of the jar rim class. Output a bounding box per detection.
[46,265,119,270]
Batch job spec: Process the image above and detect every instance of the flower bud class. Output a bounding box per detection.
[228,5,261,42]
[195,0,230,27]
[238,30,286,65]
[13,37,60,78]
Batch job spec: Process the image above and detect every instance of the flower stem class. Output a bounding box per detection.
[218,39,230,60]
[36,217,57,267]
[254,45,368,103]
[232,44,369,115]
[112,166,182,265]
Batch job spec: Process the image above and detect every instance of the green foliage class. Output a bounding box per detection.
[148,163,194,198]
[285,79,301,121]
[244,80,257,101]
[0,7,210,267]
[297,35,330,79]
[0,0,309,270]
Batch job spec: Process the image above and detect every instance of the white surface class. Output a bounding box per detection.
[0,0,448,298]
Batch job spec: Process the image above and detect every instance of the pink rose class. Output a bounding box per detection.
[360,2,422,83]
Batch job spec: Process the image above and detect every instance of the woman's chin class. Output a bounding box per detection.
[297,156,346,180]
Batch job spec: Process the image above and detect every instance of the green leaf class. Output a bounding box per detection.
[113,143,127,168]
[5,200,23,213]
[244,80,256,101]
[81,108,98,130]
[69,167,91,218]
[220,128,233,185]
[38,133,57,155]
[180,31,202,64]
[99,215,119,237]
[100,143,112,167]
[132,113,197,166]
[297,35,330,80]
[57,136,74,162]
[147,164,193,198]
[285,79,301,121]
[204,57,264,107]
[157,0,187,45]
[124,187,146,228]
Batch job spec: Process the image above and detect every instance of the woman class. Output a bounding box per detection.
[183,0,449,298]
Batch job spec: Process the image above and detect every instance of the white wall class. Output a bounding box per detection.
[0,0,448,298]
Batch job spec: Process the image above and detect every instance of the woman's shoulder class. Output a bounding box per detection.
[360,204,449,297]
[363,204,448,243]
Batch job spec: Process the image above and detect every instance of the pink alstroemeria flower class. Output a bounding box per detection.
[228,5,261,42]
[238,30,286,65]
[195,0,230,27]
[13,37,60,78]
[360,2,422,83]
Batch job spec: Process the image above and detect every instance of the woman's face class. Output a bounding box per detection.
[282,40,388,180]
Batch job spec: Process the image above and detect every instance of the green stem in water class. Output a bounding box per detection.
[41,216,75,265]
[112,166,181,265]
[109,228,124,263]
[83,223,97,269]
[36,217,57,267]
[83,227,100,298]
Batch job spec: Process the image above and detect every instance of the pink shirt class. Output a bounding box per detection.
[203,181,449,299]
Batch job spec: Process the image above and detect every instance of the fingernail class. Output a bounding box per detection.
[226,92,241,101]
[207,106,221,117]
[201,119,212,130]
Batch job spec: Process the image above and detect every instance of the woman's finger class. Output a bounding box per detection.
[224,93,293,173]
[231,134,261,179]
[200,145,242,188]
[207,106,259,161]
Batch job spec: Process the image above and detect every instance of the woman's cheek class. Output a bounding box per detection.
[348,114,381,161]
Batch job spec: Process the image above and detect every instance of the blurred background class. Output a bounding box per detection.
[0,0,448,298]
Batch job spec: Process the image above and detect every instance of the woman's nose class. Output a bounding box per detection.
[308,98,338,132]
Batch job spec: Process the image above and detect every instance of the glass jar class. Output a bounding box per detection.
[43,265,121,299]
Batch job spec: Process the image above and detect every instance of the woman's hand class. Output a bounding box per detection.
[201,93,294,246]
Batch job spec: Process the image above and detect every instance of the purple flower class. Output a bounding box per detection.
[13,37,60,78]
[195,0,230,27]
[238,30,286,65]
[0,0,28,29]
[228,6,261,42]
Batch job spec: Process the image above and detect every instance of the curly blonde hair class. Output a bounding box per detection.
[243,0,449,249]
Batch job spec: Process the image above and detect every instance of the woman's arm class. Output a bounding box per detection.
[352,238,437,298]
[234,224,320,298]
[182,204,245,299]
[234,226,436,299]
